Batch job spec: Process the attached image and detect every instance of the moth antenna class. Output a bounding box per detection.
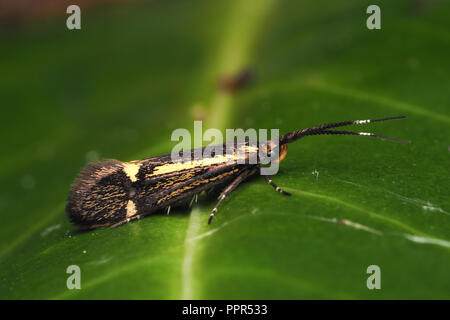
[306,130,411,143]
[280,116,407,144]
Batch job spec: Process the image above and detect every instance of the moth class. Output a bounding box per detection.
[66,116,408,230]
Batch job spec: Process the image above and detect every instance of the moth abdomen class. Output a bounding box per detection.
[66,160,134,229]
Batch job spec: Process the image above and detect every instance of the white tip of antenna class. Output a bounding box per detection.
[355,119,371,124]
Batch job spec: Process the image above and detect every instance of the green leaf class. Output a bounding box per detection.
[1,0,449,299]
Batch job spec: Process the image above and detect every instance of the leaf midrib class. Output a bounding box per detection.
[179,0,278,299]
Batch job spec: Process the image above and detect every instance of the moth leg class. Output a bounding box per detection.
[208,168,257,224]
[188,194,200,208]
[189,196,196,208]
[110,214,143,228]
[262,176,291,196]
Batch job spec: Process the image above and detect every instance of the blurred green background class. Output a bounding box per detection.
[0,0,449,299]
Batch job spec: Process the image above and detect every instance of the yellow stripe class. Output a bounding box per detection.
[149,146,258,177]
[126,200,137,218]
[123,162,141,182]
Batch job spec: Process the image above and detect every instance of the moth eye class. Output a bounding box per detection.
[270,148,279,158]
[129,188,136,198]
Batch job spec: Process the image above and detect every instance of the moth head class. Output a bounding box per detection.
[261,140,288,163]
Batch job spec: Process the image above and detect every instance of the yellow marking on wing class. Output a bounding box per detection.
[242,145,258,153]
[150,146,258,177]
[150,170,200,190]
[123,162,141,182]
[126,200,137,218]
[156,168,239,204]
[150,154,239,176]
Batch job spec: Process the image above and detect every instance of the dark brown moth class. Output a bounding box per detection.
[66,116,408,230]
